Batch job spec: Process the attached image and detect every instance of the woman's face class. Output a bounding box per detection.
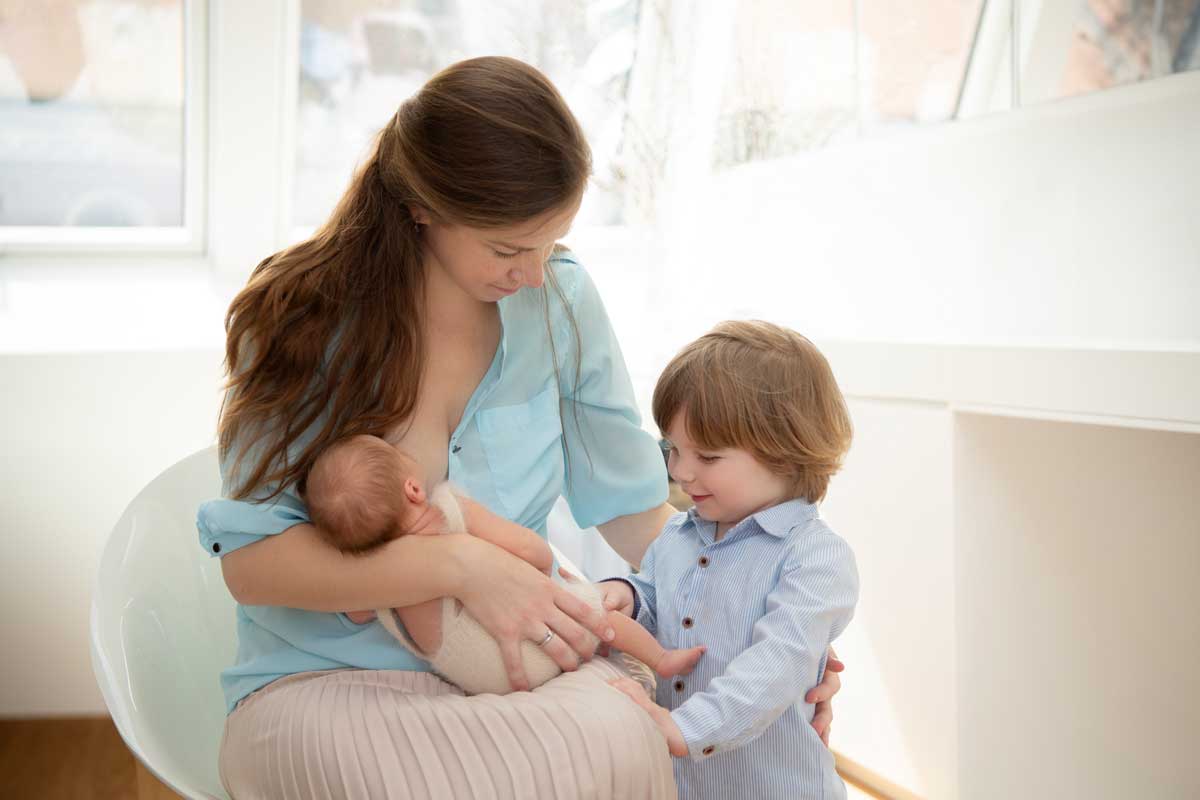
[415,196,581,304]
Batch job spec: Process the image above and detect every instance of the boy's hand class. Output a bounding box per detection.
[345,610,376,624]
[608,677,688,757]
[595,577,636,617]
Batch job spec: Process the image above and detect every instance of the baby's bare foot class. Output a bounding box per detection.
[656,645,706,678]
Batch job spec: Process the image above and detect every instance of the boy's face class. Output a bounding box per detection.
[663,414,792,528]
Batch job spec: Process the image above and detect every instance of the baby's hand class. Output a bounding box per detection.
[345,610,376,624]
[608,677,688,757]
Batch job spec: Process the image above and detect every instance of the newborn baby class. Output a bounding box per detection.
[304,434,705,695]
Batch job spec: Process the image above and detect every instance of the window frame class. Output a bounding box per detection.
[0,0,210,256]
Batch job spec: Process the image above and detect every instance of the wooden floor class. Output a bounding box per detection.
[0,716,896,799]
[0,717,177,800]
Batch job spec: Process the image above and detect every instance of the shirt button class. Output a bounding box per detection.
[673,680,685,692]
[682,617,694,629]
[698,555,710,567]
[212,543,221,554]
[701,745,715,756]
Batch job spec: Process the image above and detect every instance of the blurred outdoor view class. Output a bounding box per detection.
[291,0,987,230]
[0,0,184,228]
[0,0,1198,232]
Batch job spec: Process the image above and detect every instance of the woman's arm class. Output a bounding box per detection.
[220,522,473,610]
[220,521,614,690]
[596,502,675,568]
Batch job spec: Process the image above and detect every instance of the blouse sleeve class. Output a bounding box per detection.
[555,255,668,529]
[196,421,313,558]
[197,494,309,558]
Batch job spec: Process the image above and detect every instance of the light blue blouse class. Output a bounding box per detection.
[196,252,668,712]
[620,500,858,800]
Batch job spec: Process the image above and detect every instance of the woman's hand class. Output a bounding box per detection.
[608,677,688,757]
[804,648,845,746]
[453,535,615,692]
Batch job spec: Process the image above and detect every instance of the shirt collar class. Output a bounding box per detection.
[685,496,818,540]
[751,497,819,537]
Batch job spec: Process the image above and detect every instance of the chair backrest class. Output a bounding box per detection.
[91,447,232,800]
[91,447,594,800]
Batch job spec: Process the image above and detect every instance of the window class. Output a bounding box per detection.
[293,0,639,230]
[713,0,857,168]
[0,0,203,250]
[1022,0,1200,105]
[858,0,985,129]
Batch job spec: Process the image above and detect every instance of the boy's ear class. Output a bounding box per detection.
[403,477,426,504]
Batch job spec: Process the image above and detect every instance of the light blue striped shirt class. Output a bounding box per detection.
[196,252,668,712]
[620,499,858,800]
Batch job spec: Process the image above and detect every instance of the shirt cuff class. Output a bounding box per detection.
[598,577,641,620]
[197,498,310,558]
[671,703,727,762]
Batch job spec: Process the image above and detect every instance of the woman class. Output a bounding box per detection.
[200,56,841,799]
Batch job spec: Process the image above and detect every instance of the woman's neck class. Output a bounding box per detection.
[422,257,493,335]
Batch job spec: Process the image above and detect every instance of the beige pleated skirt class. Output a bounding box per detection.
[218,654,677,800]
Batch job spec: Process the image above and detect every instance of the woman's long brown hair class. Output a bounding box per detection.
[219,57,592,501]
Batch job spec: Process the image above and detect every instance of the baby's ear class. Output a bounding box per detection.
[404,478,426,504]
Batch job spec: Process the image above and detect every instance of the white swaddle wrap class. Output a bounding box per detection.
[376,483,605,696]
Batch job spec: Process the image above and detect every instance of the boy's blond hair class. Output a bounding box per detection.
[652,320,852,503]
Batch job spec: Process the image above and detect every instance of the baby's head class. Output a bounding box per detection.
[652,320,852,523]
[305,435,428,556]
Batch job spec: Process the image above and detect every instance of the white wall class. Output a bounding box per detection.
[644,71,1200,351]
[955,415,1200,800]
[821,399,955,800]
[0,351,224,715]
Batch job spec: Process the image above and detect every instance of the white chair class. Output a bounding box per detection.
[91,446,596,800]
[91,447,233,799]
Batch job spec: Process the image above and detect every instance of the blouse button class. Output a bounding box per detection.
[701,746,715,756]
[681,617,694,629]
[673,680,685,692]
[698,555,710,567]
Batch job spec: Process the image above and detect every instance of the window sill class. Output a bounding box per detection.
[820,339,1200,433]
[0,256,234,355]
